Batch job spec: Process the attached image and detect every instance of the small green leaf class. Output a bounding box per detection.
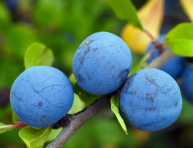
[111,97,128,134]
[106,0,143,29]
[69,73,76,85]
[47,128,62,142]
[0,122,12,134]
[74,81,100,106]
[69,74,100,106]
[24,42,54,69]
[19,126,52,148]
[165,23,193,56]
[68,94,85,114]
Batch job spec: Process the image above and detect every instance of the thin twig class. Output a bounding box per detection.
[46,93,115,148]
[144,29,156,41]
[145,46,175,69]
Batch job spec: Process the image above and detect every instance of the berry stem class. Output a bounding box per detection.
[0,122,27,130]
[13,122,27,128]
[145,48,175,69]
[144,29,156,41]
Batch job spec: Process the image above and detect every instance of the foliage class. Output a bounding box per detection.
[106,0,143,29]
[24,42,54,69]
[165,23,193,56]
[19,126,52,148]
[111,96,128,134]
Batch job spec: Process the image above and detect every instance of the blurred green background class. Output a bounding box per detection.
[1,0,193,147]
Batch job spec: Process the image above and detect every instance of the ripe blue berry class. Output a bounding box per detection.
[73,32,132,95]
[120,68,182,131]
[10,66,74,127]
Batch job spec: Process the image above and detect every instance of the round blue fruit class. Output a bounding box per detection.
[146,34,186,79]
[10,66,74,128]
[181,66,193,104]
[73,32,132,95]
[120,68,182,131]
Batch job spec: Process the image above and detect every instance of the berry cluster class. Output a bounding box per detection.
[10,32,182,132]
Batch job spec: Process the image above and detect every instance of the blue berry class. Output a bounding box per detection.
[73,32,132,95]
[10,66,74,127]
[120,68,182,131]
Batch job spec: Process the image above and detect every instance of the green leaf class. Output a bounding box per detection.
[110,97,128,134]
[0,122,12,134]
[68,94,85,114]
[69,74,100,106]
[19,126,52,148]
[47,128,62,142]
[106,0,143,29]
[165,23,193,57]
[69,73,76,85]
[24,42,54,69]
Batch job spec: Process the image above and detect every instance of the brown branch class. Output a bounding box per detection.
[145,46,175,69]
[46,93,115,148]
[46,45,175,148]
